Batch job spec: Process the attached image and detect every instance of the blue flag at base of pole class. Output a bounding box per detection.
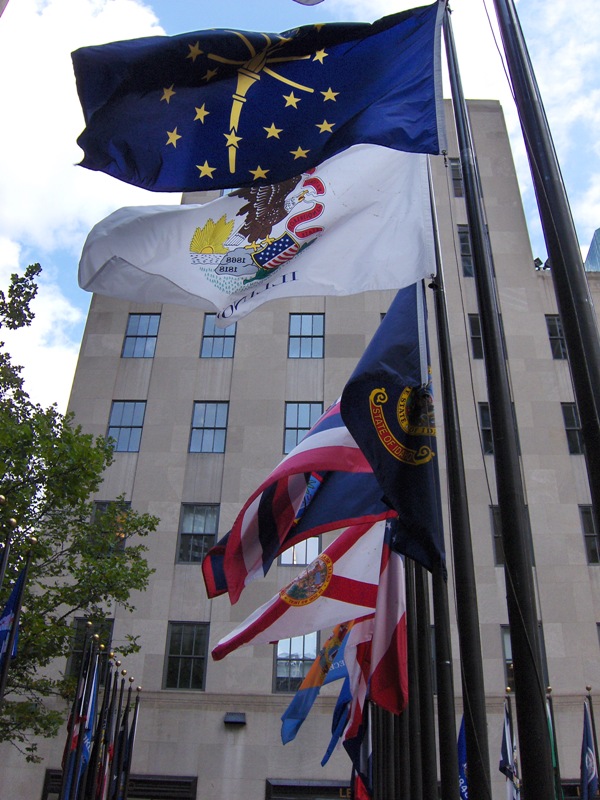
[581,699,599,800]
[458,716,468,799]
[0,569,26,671]
[500,701,520,799]
[71,3,446,192]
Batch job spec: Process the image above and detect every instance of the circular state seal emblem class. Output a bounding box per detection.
[280,554,333,607]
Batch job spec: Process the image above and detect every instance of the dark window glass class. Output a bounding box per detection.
[177,504,219,563]
[190,402,228,453]
[200,314,236,358]
[93,501,131,552]
[66,618,114,684]
[449,157,464,197]
[469,314,483,359]
[288,314,324,359]
[562,402,583,454]
[284,402,323,454]
[164,622,209,690]
[581,505,599,564]
[275,633,318,692]
[479,402,494,455]
[502,624,547,692]
[122,314,160,358]
[107,401,146,452]
[546,315,567,360]
[458,225,474,277]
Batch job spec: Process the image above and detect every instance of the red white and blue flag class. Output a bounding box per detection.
[202,400,395,604]
[212,519,387,660]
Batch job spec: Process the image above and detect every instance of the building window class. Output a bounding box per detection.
[469,314,483,359]
[107,401,146,452]
[66,618,114,683]
[164,622,209,690]
[490,505,504,565]
[546,315,567,360]
[284,402,323,453]
[479,402,493,455]
[190,402,228,453]
[288,314,324,358]
[581,505,599,564]
[449,157,464,197]
[178,504,219,563]
[200,314,236,358]
[458,225,474,277]
[280,538,320,567]
[275,632,318,692]
[562,403,583,454]
[122,313,160,358]
[501,624,548,692]
[93,501,131,552]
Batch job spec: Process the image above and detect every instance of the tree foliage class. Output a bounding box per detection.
[0,265,157,761]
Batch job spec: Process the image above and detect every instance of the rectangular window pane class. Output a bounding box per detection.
[200,314,236,358]
[581,505,600,564]
[546,315,568,360]
[164,622,208,690]
[479,402,493,455]
[562,402,583,454]
[107,401,146,452]
[280,537,320,566]
[274,632,318,692]
[178,505,219,563]
[190,402,228,453]
[449,157,464,197]
[288,314,324,359]
[122,313,160,358]
[284,402,323,453]
[66,618,114,684]
[469,314,483,359]
[458,225,474,278]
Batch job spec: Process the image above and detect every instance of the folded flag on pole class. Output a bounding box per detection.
[500,700,520,799]
[78,146,435,324]
[281,621,351,744]
[71,3,445,192]
[458,716,469,799]
[202,399,396,603]
[581,699,599,800]
[341,281,445,571]
[211,519,387,661]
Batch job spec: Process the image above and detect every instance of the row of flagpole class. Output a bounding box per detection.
[59,626,141,800]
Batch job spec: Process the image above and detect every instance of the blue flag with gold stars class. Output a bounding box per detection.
[71,2,446,192]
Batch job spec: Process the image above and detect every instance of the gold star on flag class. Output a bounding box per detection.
[316,120,335,133]
[197,161,216,178]
[224,131,242,148]
[249,166,270,180]
[264,123,283,139]
[166,128,181,147]
[321,87,339,102]
[283,92,300,108]
[313,49,328,64]
[187,42,203,62]
[194,104,210,123]
[161,85,176,104]
[202,68,218,82]
[290,146,309,160]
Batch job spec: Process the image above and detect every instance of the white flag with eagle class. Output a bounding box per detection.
[79,145,435,325]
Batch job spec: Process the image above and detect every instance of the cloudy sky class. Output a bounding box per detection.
[0,0,597,411]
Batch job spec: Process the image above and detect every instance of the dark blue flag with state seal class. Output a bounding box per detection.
[340,281,445,571]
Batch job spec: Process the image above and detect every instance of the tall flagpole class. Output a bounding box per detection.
[429,172,492,798]
[443,9,555,797]
[490,0,600,539]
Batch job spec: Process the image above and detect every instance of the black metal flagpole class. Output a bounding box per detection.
[428,171,492,799]
[490,0,600,540]
[444,8,555,798]
[405,559,423,800]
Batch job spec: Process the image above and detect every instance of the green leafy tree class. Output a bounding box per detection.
[0,264,157,761]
